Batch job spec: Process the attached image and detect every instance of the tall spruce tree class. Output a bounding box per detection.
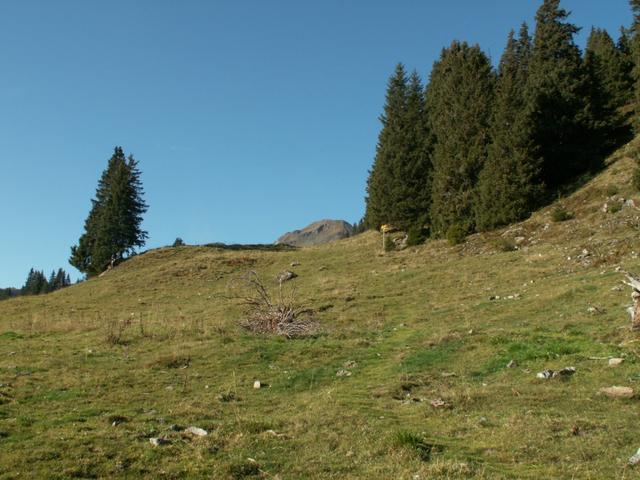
[630,0,640,130]
[526,0,594,187]
[426,41,494,236]
[70,147,148,276]
[584,27,634,153]
[392,71,433,231]
[365,64,408,229]
[476,25,544,231]
[364,65,432,230]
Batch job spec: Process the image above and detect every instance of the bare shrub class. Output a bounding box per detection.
[105,315,133,345]
[227,271,317,338]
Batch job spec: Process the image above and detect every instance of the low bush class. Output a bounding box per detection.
[446,225,467,245]
[551,205,573,222]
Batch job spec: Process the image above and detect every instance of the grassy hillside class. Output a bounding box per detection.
[3,142,640,479]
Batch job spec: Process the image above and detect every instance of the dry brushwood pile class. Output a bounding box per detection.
[227,270,317,338]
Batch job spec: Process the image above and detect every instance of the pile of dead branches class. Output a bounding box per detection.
[227,271,317,338]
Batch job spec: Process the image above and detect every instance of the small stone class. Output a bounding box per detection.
[149,437,169,447]
[506,360,517,369]
[624,199,636,209]
[600,386,634,399]
[290,261,301,267]
[608,358,624,366]
[253,381,262,389]
[430,399,447,408]
[185,426,208,437]
[336,369,352,377]
[440,372,456,378]
[276,271,297,283]
[629,448,640,466]
[537,369,554,379]
[554,367,576,377]
[343,360,357,369]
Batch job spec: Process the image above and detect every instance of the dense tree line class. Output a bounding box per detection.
[365,0,637,241]
[70,147,148,277]
[0,268,72,301]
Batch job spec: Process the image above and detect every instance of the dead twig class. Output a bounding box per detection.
[227,271,317,338]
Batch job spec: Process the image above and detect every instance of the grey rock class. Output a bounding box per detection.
[276,219,354,247]
[185,426,208,437]
[537,369,555,379]
[149,437,169,447]
[555,367,576,377]
[276,271,297,284]
[629,448,640,466]
[600,386,634,398]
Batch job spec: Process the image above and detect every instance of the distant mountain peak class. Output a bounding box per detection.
[276,219,354,247]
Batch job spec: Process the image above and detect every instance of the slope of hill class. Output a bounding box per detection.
[2,141,640,478]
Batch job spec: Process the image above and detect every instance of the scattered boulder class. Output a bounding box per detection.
[536,369,555,380]
[253,380,262,389]
[185,426,208,437]
[430,399,448,409]
[629,448,640,466]
[336,369,352,377]
[276,271,297,284]
[537,367,576,379]
[599,386,634,399]
[149,437,169,447]
[608,357,624,367]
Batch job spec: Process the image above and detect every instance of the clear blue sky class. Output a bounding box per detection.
[0,0,633,287]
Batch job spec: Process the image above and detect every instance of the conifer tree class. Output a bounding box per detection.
[476,25,544,231]
[364,65,433,231]
[526,0,594,187]
[22,268,48,295]
[70,147,148,276]
[365,64,409,229]
[392,71,433,231]
[47,270,56,293]
[630,0,640,130]
[584,27,634,153]
[426,41,494,236]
